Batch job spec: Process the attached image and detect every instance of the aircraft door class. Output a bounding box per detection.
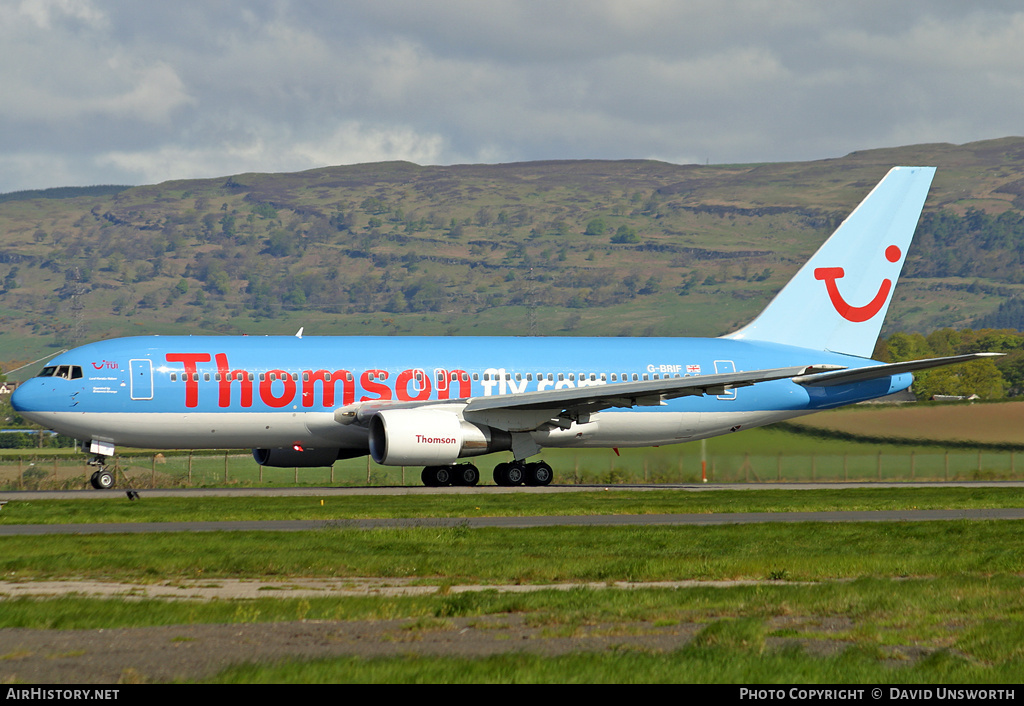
[713,360,737,400]
[129,359,154,400]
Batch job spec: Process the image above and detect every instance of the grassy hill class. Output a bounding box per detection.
[3,137,1024,376]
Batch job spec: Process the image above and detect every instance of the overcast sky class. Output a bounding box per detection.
[2,0,1023,193]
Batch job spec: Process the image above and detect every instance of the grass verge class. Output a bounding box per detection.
[3,484,1022,683]
[4,578,1023,683]
[3,487,1024,525]
[1,520,1022,582]
[202,637,1022,684]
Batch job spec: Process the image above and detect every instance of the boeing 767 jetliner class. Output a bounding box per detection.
[11,167,998,488]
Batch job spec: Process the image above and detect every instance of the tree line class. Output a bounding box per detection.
[877,328,1024,400]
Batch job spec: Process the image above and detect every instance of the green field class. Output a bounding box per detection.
[3,449,1021,491]
[3,446,1021,489]
[2,501,1023,682]
[2,487,1024,526]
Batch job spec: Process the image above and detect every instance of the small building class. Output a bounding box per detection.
[931,394,981,402]
[859,389,916,404]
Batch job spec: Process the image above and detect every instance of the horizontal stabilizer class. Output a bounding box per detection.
[792,353,1003,388]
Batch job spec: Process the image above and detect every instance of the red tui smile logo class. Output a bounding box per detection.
[814,245,901,323]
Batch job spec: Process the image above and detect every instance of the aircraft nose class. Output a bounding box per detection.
[11,381,33,412]
[11,379,57,415]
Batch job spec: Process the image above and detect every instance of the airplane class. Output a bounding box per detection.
[10,166,999,490]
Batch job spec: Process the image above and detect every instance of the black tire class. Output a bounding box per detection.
[421,466,440,487]
[455,464,480,486]
[90,469,114,490]
[493,462,509,486]
[527,461,553,486]
[505,462,525,485]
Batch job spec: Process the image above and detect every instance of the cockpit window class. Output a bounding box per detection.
[38,365,83,380]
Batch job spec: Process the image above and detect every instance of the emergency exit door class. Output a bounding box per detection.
[713,360,737,400]
[129,359,153,400]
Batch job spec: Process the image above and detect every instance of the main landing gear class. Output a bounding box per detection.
[88,455,115,490]
[422,463,481,487]
[493,460,553,487]
[419,460,554,487]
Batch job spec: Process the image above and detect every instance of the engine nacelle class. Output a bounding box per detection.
[253,446,345,468]
[368,409,511,465]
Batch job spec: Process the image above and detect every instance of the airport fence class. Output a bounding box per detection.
[0,447,1021,490]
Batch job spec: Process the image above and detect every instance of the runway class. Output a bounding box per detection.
[2,482,1024,535]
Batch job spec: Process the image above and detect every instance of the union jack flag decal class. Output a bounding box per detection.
[686,364,701,374]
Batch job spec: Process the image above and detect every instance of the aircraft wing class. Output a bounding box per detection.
[792,353,1003,387]
[336,364,844,430]
[464,364,841,413]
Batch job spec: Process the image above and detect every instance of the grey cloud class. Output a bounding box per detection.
[1,1,1022,191]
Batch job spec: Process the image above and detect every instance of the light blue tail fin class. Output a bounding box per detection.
[726,166,936,358]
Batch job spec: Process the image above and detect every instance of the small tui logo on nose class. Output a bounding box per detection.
[814,245,902,323]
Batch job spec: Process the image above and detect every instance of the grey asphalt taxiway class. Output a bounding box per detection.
[2,482,1023,536]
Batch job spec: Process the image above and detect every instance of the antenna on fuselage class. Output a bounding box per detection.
[5,349,68,380]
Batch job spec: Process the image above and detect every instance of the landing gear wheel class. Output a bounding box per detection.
[494,461,528,486]
[421,465,454,487]
[90,469,115,490]
[505,462,526,486]
[526,461,553,486]
[424,464,479,487]
[452,464,480,486]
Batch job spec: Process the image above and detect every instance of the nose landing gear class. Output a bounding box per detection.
[88,455,115,489]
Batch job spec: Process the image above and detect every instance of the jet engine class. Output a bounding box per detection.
[368,409,511,465]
